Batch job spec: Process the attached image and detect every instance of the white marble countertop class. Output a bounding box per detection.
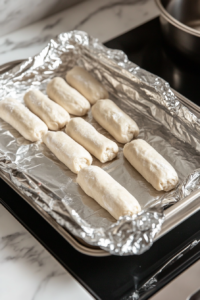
[0,0,159,65]
[0,204,93,300]
[0,0,159,299]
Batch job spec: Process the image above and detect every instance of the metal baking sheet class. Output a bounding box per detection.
[0,31,200,255]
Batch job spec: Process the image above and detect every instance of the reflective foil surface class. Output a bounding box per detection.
[0,31,200,255]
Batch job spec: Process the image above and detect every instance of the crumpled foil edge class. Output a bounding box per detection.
[0,31,200,255]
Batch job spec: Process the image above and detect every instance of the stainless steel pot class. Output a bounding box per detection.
[155,0,200,63]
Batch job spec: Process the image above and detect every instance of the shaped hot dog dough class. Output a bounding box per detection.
[92,99,139,143]
[46,77,90,116]
[123,139,179,191]
[0,98,48,142]
[66,66,108,104]
[77,166,141,220]
[24,90,70,131]
[66,118,119,163]
[43,131,92,174]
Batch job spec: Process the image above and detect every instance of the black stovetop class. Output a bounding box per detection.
[1,17,200,300]
[106,17,200,105]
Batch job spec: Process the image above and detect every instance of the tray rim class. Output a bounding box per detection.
[1,59,200,257]
[0,172,109,257]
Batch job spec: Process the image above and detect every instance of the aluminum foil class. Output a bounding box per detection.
[1,31,200,255]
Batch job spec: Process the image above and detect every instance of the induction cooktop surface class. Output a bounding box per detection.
[106,17,200,105]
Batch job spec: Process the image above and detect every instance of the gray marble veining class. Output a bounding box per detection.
[72,0,149,30]
[0,0,159,64]
[0,0,82,37]
[0,0,160,298]
[0,204,93,300]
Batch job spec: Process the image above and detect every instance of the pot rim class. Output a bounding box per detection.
[155,0,200,38]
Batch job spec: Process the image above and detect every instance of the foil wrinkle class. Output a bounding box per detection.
[0,31,200,255]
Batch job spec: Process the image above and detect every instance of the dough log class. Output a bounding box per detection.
[66,66,108,104]
[46,77,90,116]
[0,98,48,142]
[43,131,92,174]
[123,139,179,191]
[92,99,139,143]
[66,118,119,163]
[77,166,141,219]
[24,89,70,131]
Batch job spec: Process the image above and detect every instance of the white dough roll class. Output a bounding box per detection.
[77,166,141,220]
[43,131,92,174]
[0,98,48,142]
[24,90,70,131]
[92,99,139,144]
[123,139,179,191]
[66,118,119,163]
[66,66,108,104]
[46,77,90,116]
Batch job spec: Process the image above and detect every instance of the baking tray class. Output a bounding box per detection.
[1,59,200,257]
